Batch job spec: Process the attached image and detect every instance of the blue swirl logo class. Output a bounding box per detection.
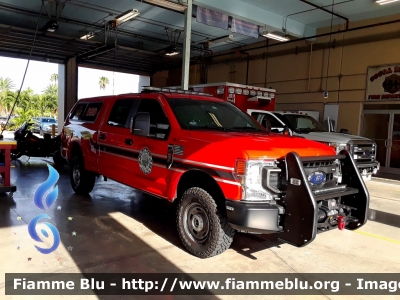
[28,164,61,254]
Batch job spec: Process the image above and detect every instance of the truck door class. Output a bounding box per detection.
[97,98,139,183]
[130,98,173,198]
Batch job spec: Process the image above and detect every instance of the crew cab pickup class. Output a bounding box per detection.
[249,110,380,180]
[61,87,369,258]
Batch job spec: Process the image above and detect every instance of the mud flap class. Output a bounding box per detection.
[278,152,317,247]
[339,150,370,230]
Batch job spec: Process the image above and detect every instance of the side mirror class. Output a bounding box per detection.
[131,112,150,137]
[261,118,271,133]
[283,126,292,136]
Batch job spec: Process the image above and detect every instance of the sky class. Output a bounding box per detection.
[78,67,141,99]
[0,56,146,99]
[0,57,58,94]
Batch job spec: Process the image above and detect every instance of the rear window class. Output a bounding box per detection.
[41,118,57,123]
[70,102,103,122]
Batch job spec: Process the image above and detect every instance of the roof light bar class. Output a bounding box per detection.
[115,9,140,24]
[142,86,212,96]
[144,0,187,11]
[376,0,400,4]
[262,32,290,42]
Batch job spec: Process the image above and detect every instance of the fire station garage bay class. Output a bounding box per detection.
[1,0,400,299]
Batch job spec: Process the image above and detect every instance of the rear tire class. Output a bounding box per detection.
[177,187,235,258]
[70,155,96,194]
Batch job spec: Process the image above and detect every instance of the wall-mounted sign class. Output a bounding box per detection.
[367,65,400,101]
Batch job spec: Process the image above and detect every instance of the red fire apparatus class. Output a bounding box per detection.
[176,82,276,112]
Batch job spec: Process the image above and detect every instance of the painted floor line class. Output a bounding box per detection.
[355,230,400,245]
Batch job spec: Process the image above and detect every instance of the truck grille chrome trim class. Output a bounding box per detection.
[350,140,376,163]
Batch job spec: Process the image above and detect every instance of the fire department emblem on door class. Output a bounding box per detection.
[138,148,153,175]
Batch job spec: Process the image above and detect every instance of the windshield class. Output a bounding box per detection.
[275,114,327,133]
[168,98,266,132]
[41,118,57,123]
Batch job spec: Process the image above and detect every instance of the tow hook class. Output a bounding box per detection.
[337,215,346,230]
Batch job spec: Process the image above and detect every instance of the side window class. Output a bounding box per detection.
[251,112,283,128]
[108,99,135,127]
[136,99,170,140]
[81,103,103,122]
[70,103,87,120]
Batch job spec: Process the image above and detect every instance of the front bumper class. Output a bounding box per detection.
[225,150,370,247]
[225,200,283,234]
[356,161,380,176]
[42,127,58,135]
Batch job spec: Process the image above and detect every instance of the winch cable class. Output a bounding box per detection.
[0,1,44,139]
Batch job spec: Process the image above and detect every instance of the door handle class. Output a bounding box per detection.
[125,138,133,146]
[99,133,106,141]
[385,140,388,147]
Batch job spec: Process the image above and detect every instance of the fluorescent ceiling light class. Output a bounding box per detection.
[165,46,179,56]
[80,32,94,40]
[165,51,179,56]
[144,0,187,12]
[115,9,140,24]
[376,0,400,4]
[262,32,290,42]
[209,35,234,44]
[46,21,59,32]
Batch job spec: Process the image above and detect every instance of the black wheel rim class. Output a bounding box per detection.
[183,201,210,244]
[73,164,81,186]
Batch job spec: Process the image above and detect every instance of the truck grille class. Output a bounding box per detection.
[262,158,338,194]
[351,140,376,163]
[302,160,337,188]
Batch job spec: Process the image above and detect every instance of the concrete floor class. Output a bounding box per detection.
[1,157,400,300]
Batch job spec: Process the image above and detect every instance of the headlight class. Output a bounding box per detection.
[325,142,350,154]
[235,159,275,201]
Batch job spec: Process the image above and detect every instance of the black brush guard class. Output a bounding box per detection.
[277,150,369,247]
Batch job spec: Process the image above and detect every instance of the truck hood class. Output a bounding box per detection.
[294,131,372,144]
[185,131,336,162]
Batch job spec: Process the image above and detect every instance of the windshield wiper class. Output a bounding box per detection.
[186,125,228,131]
[296,128,312,133]
[230,126,263,132]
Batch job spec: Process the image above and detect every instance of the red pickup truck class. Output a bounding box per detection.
[61,87,369,258]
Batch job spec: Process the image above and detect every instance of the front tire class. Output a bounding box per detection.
[70,155,96,194]
[177,187,235,258]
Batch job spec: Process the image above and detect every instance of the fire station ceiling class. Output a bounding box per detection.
[0,0,398,75]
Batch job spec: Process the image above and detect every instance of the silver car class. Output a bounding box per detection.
[32,117,58,135]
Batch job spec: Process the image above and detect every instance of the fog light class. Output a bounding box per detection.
[290,178,301,186]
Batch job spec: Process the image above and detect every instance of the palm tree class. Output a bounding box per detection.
[99,76,109,90]
[0,77,15,112]
[50,73,58,84]
[1,90,17,115]
[43,84,58,96]
[0,77,14,93]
